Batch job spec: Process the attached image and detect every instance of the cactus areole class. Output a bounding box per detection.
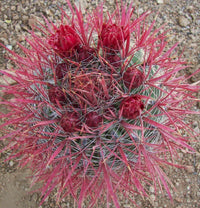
[0,2,199,208]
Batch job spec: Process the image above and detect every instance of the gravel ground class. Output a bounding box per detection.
[0,0,199,208]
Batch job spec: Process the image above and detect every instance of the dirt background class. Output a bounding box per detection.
[0,0,199,207]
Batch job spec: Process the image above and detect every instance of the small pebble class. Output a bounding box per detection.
[138,8,144,15]
[22,15,29,22]
[6,45,12,50]
[186,178,190,183]
[175,197,182,203]
[13,14,19,20]
[150,194,156,202]
[149,186,155,193]
[187,6,194,13]
[15,24,21,33]
[185,165,194,173]
[11,6,16,11]
[0,37,8,45]
[157,0,164,3]
[0,21,7,30]
[9,161,14,167]
[178,16,190,27]
[192,121,198,127]
[28,18,36,28]
[194,126,200,134]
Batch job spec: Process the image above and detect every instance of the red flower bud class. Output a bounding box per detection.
[85,112,103,128]
[48,85,66,105]
[49,25,80,57]
[55,63,69,80]
[60,112,81,133]
[123,67,144,89]
[100,23,128,50]
[120,95,144,119]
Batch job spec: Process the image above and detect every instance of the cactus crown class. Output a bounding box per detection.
[0,2,199,208]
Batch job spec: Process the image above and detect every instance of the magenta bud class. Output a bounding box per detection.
[85,112,103,128]
[48,85,66,105]
[123,67,144,89]
[120,95,144,119]
[60,112,81,133]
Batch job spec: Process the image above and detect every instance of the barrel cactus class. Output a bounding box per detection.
[0,2,199,207]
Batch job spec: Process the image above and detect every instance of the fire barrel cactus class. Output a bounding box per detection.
[0,2,199,208]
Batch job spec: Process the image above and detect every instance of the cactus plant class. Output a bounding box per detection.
[0,2,199,208]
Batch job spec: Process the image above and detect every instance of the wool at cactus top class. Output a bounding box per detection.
[0,2,199,208]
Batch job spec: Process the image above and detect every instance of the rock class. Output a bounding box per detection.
[193,121,198,128]
[133,0,140,6]
[9,161,14,167]
[138,8,144,15]
[10,39,16,46]
[18,34,25,42]
[149,186,155,193]
[178,16,190,27]
[28,18,36,28]
[22,15,29,22]
[15,23,21,33]
[6,45,12,50]
[17,5,21,12]
[6,63,14,70]
[185,165,194,173]
[186,178,190,183]
[31,193,39,201]
[175,197,182,203]
[0,37,8,45]
[46,9,53,16]
[13,14,19,20]
[157,0,164,3]
[11,6,16,11]
[123,205,131,208]
[187,6,194,14]
[150,194,156,202]
[194,126,200,134]
[0,20,7,30]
